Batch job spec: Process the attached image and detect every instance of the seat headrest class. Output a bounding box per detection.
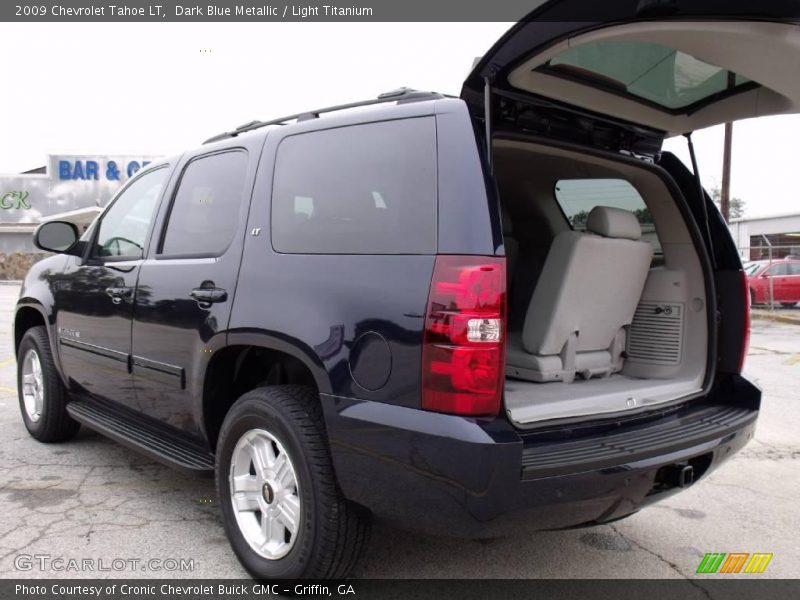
[586,206,642,240]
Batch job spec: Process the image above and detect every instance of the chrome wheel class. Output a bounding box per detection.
[229,429,301,560]
[21,349,44,423]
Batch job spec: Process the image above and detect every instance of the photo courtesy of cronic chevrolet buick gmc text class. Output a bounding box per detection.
[13,2,798,579]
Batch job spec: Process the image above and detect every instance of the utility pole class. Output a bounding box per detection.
[719,72,735,223]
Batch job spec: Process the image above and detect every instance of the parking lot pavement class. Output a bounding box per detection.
[0,282,797,579]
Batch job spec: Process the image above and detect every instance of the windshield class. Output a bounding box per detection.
[743,262,763,276]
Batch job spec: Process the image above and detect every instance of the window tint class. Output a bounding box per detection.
[767,263,790,276]
[161,151,248,256]
[554,179,661,254]
[271,118,437,254]
[543,41,751,110]
[789,263,800,276]
[95,167,168,260]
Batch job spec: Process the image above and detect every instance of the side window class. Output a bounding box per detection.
[160,151,248,257]
[271,117,437,254]
[554,178,662,255]
[790,263,800,276]
[94,167,168,260]
[766,263,789,276]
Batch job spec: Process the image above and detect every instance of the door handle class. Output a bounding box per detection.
[190,287,228,307]
[106,286,133,304]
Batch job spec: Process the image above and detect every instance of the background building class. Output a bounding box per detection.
[728,213,800,261]
[0,154,159,279]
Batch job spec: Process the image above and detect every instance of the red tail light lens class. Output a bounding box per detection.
[738,270,751,373]
[421,255,506,416]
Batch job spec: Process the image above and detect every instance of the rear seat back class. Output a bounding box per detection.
[506,206,652,383]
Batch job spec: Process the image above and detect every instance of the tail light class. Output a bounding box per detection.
[421,255,506,416]
[738,270,751,373]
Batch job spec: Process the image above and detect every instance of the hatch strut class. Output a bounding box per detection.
[684,133,717,268]
[484,77,493,174]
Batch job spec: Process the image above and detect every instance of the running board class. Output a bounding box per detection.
[66,400,215,475]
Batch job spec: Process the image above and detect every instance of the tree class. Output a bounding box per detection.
[711,186,745,220]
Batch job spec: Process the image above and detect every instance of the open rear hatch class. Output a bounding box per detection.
[462,1,799,427]
[462,0,800,142]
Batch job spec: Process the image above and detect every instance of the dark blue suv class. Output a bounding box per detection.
[15,2,795,578]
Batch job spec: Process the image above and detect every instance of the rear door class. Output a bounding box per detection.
[130,145,256,435]
[766,262,791,302]
[788,262,800,302]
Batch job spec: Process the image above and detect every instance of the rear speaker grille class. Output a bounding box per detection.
[627,301,683,365]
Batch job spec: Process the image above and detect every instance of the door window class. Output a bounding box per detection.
[766,263,790,277]
[94,167,168,260]
[160,151,248,257]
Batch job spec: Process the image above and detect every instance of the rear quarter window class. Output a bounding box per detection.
[554,178,662,255]
[271,117,437,254]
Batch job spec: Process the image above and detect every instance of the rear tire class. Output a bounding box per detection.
[780,302,797,308]
[16,326,80,442]
[216,385,370,579]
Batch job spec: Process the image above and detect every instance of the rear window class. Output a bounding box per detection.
[554,178,661,254]
[271,118,437,254]
[542,41,752,111]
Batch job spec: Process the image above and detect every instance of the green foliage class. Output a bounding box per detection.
[711,186,746,219]
[568,207,653,229]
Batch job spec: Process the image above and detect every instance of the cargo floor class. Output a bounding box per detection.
[504,374,702,426]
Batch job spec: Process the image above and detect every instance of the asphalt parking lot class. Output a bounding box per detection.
[0,283,797,580]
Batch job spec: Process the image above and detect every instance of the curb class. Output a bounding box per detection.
[751,311,800,326]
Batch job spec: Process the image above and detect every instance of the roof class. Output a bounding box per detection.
[203,88,447,144]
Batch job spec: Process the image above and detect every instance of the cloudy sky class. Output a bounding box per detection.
[1,22,798,218]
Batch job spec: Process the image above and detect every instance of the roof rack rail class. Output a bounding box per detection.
[203,87,446,144]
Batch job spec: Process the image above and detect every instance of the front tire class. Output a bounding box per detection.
[16,326,80,442]
[216,385,369,579]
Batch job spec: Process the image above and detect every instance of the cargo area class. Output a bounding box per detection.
[496,139,709,426]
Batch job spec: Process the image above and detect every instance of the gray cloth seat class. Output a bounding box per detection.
[506,206,653,383]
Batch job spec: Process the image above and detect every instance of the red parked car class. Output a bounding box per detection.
[746,259,800,307]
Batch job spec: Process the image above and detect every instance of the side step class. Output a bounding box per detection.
[66,400,215,476]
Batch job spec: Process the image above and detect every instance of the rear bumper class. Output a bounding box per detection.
[321,375,760,537]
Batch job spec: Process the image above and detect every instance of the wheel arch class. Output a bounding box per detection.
[14,301,49,353]
[201,330,332,449]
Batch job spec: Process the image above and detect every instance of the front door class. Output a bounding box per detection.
[56,166,170,408]
[131,149,252,435]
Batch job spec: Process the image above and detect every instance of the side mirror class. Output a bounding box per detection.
[33,220,80,254]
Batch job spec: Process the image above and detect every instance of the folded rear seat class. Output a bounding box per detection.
[506,206,653,383]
